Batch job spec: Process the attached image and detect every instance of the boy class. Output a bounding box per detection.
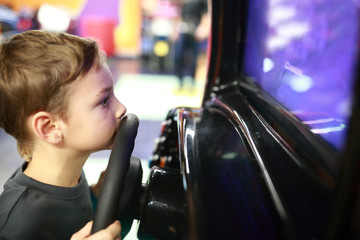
[0,30,126,239]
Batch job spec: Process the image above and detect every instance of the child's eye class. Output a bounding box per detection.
[100,96,110,107]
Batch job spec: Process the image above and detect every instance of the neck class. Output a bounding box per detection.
[24,149,90,187]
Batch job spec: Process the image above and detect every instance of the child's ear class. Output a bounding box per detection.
[31,112,63,144]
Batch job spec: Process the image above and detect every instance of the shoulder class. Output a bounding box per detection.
[0,166,27,229]
[0,169,93,239]
[0,179,36,239]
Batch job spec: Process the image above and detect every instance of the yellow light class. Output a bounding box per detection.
[153,40,169,57]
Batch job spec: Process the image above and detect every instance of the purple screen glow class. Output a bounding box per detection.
[243,0,360,150]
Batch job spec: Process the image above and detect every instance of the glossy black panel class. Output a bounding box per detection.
[239,80,340,176]
[176,80,341,239]
[178,108,283,239]
[208,91,334,239]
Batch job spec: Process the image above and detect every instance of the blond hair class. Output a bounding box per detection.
[0,30,103,160]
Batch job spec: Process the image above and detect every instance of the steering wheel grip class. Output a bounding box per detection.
[91,113,139,234]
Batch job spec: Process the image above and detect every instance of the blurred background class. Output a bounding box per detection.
[0,0,209,238]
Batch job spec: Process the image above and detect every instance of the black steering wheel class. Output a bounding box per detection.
[91,113,139,234]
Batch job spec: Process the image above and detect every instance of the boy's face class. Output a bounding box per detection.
[60,62,126,153]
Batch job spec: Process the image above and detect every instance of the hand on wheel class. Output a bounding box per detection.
[71,220,121,240]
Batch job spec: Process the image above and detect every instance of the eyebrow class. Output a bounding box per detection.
[96,86,113,97]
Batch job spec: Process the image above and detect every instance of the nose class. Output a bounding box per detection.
[114,98,127,119]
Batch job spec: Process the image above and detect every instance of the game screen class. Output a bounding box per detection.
[242,0,360,150]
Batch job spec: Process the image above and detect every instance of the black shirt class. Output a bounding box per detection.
[0,163,93,240]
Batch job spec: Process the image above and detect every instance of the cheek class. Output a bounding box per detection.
[95,110,118,131]
[63,111,89,139]
[65,121,86,142]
